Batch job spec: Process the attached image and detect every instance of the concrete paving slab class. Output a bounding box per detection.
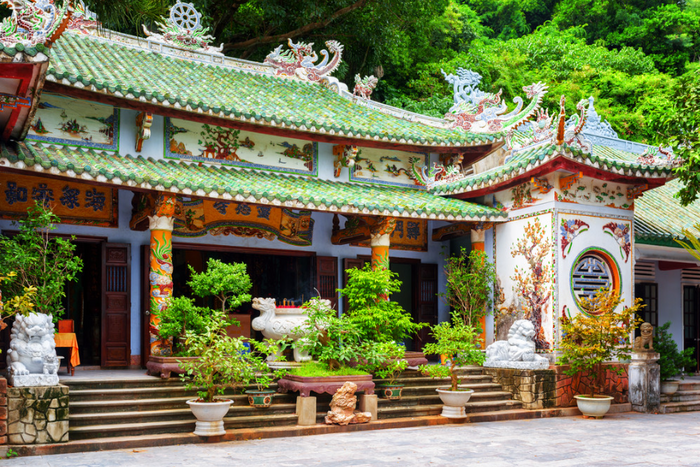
[4,412,700,466]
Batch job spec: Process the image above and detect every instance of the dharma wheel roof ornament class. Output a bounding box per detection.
[264,39,344,82]
[0,0,70,48]
[142,1,224,55]
[442,67,548,134]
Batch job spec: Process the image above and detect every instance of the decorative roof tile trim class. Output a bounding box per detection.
[0,142,507,221]
[430,143,676,196]
[46,32,506,148]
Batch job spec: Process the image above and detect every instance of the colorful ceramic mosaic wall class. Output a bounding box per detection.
[0,173,118,227]
[27,93,119,150]
[165,118,318,175]
[350,147,428,188]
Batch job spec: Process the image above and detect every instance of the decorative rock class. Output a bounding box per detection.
[6,313,61,387]
[484,320,550,370]
[325,382,372,426]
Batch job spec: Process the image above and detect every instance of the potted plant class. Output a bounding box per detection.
[244,339,289,408]
[365,342,408,400]
[148,258,252,378]
[418,319,486,418]
[558,288,643,419]
[655,322,696,395]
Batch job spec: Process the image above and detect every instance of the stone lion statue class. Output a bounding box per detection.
[633,322,654,352]
[325,382,372,426]
[6,313,60,387]
[484,319,550,370]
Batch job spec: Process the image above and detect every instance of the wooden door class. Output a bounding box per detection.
[414,263,438,352]
[316,256,339,311]
[683,285,700,372]
[101,243,131,367]
[141,244,151,366]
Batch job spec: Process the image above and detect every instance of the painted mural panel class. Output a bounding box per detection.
[558,212,633,325]
[172,199,314,246]
[165,118,318,175]
[555,173,634,210]
[493,175,555,212]
[27,93,119,150]
[495,211,555,351]
[0,173,118,227]
[352,219,428,252]
[350,147,428,188]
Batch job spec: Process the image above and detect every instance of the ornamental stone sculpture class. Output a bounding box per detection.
[633,322,654,352]
[6,313,60,387]
[325,381,372,426]
[484,319,550,370]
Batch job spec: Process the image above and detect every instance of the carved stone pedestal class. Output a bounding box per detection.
[7,386,69,444]
[358,394,377,421]
[629,352,660,414]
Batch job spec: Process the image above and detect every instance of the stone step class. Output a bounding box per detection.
[660,390,700,404]
[661,400,700,413]
[678,381,700,391]
[377,391,514,408]
[376,382,502,396]
[62,377,185,391]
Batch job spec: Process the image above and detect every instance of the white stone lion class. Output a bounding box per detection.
[6,313,60,387]
[484,319,549,370]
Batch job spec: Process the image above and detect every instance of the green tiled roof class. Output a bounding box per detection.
[45,32,504,148]
[635,179,700,247]
[431,143,676,196]
[0,42,49,58]
[0,142,505,221]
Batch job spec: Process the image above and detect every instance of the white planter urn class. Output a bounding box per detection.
[660,380,680,395]
[187,399,232,436]
[574,395,614,419]
[436,387,474,418]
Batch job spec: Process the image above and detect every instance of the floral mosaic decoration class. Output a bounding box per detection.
[560,219,590,259]
[603,222,631,263]
[142,1,224,54]
[0,0,69,47]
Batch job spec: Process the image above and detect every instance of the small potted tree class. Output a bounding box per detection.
[418,318,485,418]
[244,339,289,408]
[558,288,643,419]
[363,342,408,400]
[655,322,696,395]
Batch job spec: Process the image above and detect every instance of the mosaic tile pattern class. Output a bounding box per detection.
[635,179,700,246]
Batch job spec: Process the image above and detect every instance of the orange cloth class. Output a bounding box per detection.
[54,333,80,368]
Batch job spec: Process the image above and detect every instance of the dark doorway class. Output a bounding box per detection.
[683,285,700,372]
[390,262,414,350]
[63,242,102,366]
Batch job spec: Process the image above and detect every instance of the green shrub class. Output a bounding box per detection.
[655,322,696,381]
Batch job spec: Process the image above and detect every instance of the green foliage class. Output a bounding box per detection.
[655,322,696,381]
[0,272,37,327]
[441,248,497,330]
[340,265,424,343]
[289,361,368,377]
[419,318,485,391]
[677,221,700,261]
[187,258,252,314]
[0,202,83,320]
[557,288,643,397]
[5,448,18,458]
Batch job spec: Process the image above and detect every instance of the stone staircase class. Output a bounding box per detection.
[660,380,700,413]
[63,366,521,441]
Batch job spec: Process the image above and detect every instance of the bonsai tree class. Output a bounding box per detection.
[362,341,408,385]
[0,202,83,319]
[558,288,644,397]
[655,322,696,381]
[187,258,252,315]
[418,318,486,391]
[441,248,497,332]
[340,265,424,343]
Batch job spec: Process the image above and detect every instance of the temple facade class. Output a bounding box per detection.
[0,1,693,370]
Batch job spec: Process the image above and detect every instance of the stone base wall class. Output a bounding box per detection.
[0,378,6,444]
[554,363,628,407]
[8,386,69,444]
[484,363,629,409]
[483,368,556,409]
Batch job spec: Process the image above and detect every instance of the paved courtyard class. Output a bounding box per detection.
[5,411,700,466]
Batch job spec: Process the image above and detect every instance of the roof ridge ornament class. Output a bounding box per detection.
[142,1,224,55]
[67,0,99,35]
[635,146,681,167]
[0,0,70,48]
[441,67,548,134]
[566,96,618,139]
[264,39,344,82]
[353,74,378,99]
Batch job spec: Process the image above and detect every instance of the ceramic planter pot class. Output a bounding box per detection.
[186,399,232,436]
[660,380,680,395]
[377,383,404,400]
[436,387,474,418]
[574,395,614,419]
[246,389,276,408]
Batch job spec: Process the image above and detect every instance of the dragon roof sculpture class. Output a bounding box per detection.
[142,1,224,55]
[442,67,548,134]
[66,0,99,35]
[265,39,344,82]
[566,96,618,139]
[0,0,70,48]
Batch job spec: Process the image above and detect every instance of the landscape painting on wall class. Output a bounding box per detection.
[350,147,428,188]
[165,118,318,175]
[26,93,119,150]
